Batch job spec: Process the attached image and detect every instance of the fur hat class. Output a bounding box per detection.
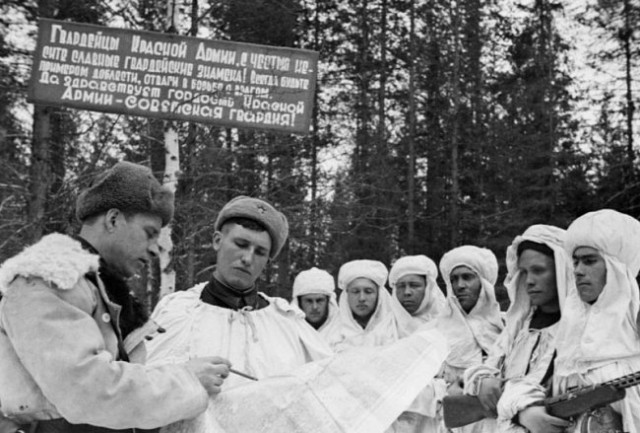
[76,161,174,226]
[215,196,289,259]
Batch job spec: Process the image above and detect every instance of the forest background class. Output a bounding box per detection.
[0,0,638,309]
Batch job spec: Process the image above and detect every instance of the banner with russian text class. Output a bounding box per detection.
[28,19,318,134]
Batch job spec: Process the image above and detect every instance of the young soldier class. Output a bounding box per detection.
[290,267,341,345]
[388,255,446,329]
[514,210,640,432]
[463,225,573,433]
[146,196,333,431]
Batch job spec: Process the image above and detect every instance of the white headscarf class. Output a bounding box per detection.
[335,260,413,350]
[502,224,572,348]
[555,209,640,374]
[291,267,341,338]
[437,245,504,368]
[388,255,446,327]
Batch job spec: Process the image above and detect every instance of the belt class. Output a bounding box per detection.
[23,419,158,433]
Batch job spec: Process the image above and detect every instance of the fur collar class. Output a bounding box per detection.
[0,233,100,294]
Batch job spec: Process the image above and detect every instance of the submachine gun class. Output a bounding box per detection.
[442,370,640,429]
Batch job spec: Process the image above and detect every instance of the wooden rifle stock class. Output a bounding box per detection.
[442,395,494,428]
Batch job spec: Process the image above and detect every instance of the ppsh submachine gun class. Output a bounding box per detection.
[442,370,640,431]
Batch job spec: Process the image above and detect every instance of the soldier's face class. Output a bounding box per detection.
[347,278,378,319]
[299,294,329,327]
[395,274,426,314]
[517,249,559,313]
[213,223,271,290]
[573,246,607,304]
[450,266,482,313]
[108,211,162,278]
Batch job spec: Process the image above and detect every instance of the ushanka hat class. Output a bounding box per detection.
[215,196,289,259]
[76,161,174,226]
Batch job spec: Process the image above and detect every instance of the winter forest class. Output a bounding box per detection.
[0,0,638,308]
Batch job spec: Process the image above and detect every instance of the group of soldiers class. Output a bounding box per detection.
[0,160,639,433]
[290,220,640,433]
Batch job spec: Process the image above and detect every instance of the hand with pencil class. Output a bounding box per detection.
[185,356,232,397]
[185,357,259,397]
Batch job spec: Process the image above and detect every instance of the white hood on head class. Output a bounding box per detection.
[388,255,446,325]
[437,245,504,367]
[556,209,640,374]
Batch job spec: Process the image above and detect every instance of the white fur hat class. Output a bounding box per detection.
[292,267,335,298]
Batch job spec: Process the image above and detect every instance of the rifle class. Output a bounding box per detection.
[442,370,640,429]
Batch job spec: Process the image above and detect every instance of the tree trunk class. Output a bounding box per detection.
[310,0,320,264]
[377,0,387,145]
[407,0,416,251]
[355,0,371,176]
[466,0,485,237]
[158,0,181,297]
[449,0,461,247]
[623,0,635,179]
[424,3,447,256]
[276,240,290,299]
[159,127,179,298]
[27,0,56,243]
[183,0,199,289]
[27,105,52,243]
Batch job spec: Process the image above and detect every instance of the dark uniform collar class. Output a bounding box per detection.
[200,276,269,311]
[529,307,561,330]
[76,235,100,256]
